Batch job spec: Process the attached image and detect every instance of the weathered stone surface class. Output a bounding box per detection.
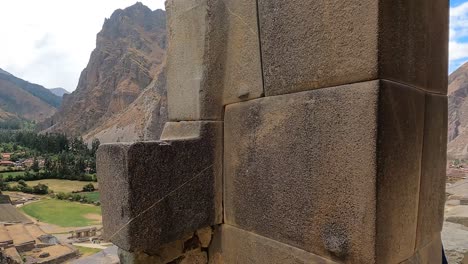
[219,0,264,106]
[166,0,263,121]
[179,249,208,264]
[155,238,185,263]
[209,225,338,264]
[257,0,448,96]
[416,94,447,248]
[258,0,378,96]
[379,0,449,94]
[375,80,425,263]
[118,249,164,264]
[224,80,425,263]
[461,197,468,206]
[97,121,223,254]
[196,227,213,248]
[225,81,379,263]
[400,235,442,264]
[160,121,204,140]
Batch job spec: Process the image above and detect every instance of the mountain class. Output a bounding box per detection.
[448,62,468,159]
[42,3,167,138]
[0,68,61,122]
[49,88,69,97]
[0,69,11,76]
[83,65,167,144]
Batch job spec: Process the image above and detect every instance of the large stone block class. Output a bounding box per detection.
[97,121,223,254]
[400,235,442,264]
[258,0,448,96]
[258,0,378,96]
[415,94,447,248]
[224,80,425,263]
[379,0,449,94]
[220,0,264,106]
[375,80,425,263]
[166,0,263,121]
[209,225,338,264]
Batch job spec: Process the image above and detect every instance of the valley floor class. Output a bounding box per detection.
[443,176,468,263]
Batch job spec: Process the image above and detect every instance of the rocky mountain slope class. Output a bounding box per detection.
[448,62,468,159]
[83,65,167,144]
[0,69,61,122]
[49,88,69,97]
[42,3,167,138]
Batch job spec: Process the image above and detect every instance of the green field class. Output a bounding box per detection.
[75,246,102,257]
[20,199,102,227]
[82,192,100,202]
[9,179,98,193]
[0,171,25,179]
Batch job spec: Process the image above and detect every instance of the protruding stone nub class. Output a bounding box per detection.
[97,121,223,255]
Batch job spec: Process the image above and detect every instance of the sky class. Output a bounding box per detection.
[0,1,467,91]
[0,0,166,92]
[451,0,468,72]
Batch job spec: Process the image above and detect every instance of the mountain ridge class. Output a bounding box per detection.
[49,88,69,97]
[42,3,167,139]
[0,69,61,122]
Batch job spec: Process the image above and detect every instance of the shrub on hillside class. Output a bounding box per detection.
[82,183,95,192]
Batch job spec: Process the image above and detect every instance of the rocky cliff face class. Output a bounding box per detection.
[43,3,166,137]
[448,62,468,159]
[83,64,167,144]
[0,69,60,122]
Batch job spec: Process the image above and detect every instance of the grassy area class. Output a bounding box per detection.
[0,166,23,172]
[0,171,25,179]
[74,246,102,257]
[9,179,98,193]
[82,192,100,202]
[20,199,101,227]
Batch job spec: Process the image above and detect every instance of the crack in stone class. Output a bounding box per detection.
[108,164,214,241]
[222,0,257,36]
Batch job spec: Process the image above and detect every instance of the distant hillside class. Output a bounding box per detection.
[0,68,61,122]
[49,88,69,97]
[448,62,468,159]
[42,3,167,138]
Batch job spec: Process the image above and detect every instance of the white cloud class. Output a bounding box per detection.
[450,2,468,71]
[450,41,468,61]
[0,0,166,91]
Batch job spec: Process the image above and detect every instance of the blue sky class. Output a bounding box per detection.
[450,0,468,72]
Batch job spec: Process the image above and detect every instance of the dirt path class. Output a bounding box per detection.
[38,222,103,235]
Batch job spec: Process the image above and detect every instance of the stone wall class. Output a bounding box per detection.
[97,0,449,263]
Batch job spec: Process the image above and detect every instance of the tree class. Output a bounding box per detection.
[82,183,95,192]
[18,180,27,187]
[32,157,40,172]
[32,183,48,195]
[74,155,86,175]
[44,156,52,172]
[0,178,7,191]
[91,139,100,157]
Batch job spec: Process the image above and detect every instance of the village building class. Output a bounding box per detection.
[0,161,15,167]
[0,193,78,263]
[1,153,12,161]
[69,227,101,242]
